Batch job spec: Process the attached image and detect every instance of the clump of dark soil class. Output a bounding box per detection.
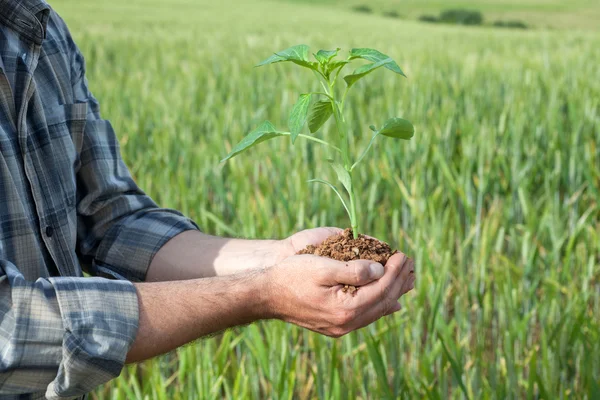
[298,228,395,293]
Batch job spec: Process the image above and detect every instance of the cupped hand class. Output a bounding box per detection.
[279,227,343,258]
[265,251,415,337]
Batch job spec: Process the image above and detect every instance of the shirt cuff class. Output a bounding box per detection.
[45,277,139,400]
[93,208,200,282]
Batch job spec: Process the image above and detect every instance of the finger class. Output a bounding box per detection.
[354,252,414,305]
[291,227,343,250]
[312,257,384,287]
[347,299,402,332]
[384,301,402,316]
[309,227,343,246]
[387,253,415,298]
[400,273,416,295]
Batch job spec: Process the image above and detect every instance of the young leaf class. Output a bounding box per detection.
[256,44,318,71]
[348,48,406,77]
[325,60,349,79]
[343,57,391,87]
[378,117,414,139]
[369,124,377,132]
[289,94,312,143]
[221,121,283,162]
[329,161,352,195]
[307,100,333,133]
[308,178,351,219]
[314,48,340,64]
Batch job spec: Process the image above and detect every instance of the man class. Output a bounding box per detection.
[0,0,415,398]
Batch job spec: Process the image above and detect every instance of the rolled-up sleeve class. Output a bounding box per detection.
[0,261,138,399]
[1,12,200,400]
[65,20,199,282]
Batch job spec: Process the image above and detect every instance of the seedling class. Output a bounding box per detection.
[222,45,414,239]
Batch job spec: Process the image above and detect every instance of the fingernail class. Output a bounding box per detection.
[369,263,384,279]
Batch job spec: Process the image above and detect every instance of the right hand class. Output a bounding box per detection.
[264,252,415,337]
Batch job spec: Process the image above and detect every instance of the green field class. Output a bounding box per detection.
[279,0,600,30]
[52,0,600,398]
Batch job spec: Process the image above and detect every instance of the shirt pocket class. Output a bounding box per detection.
[41,102,88,209]
[44,102,88,158]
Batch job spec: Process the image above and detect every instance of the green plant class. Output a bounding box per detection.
[58,0,599,396]
[352,5,373,14]
[419,14,439,23]
[439,9,483,25]
[221,45,414,239]
[493,19,528,29]
[382,10,402,19]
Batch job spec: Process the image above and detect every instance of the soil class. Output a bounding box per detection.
[298,228,395,293]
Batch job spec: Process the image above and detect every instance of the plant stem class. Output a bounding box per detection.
[332,102,351,169]
[340,87,350,113]
[330,81,359,238]
[348,173,359,237]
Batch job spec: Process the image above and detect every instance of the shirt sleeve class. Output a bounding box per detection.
[0,260,138,399]
[65,19,199,282]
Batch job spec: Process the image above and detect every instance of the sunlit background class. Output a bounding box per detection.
[51,0,599,398]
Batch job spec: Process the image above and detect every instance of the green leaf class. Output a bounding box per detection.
[348,47,406,77]
[307,100,333,133]
[256,44,318,71]
[325,60,349,79]
[369,124,377,132]
[314,48,340,64]
[308,179,351,219]
[343,57,393,87]
[365,336,394,399]
[378,117,414,139]
[221,121,283,162]
[289,94,312,143]
[438,332,471,400]
[329,161,352,195]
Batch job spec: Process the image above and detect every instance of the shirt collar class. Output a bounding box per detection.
[0,0,51,45]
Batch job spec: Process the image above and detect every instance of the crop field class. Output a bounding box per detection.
[280,0,600,30]
[52,0,599,398]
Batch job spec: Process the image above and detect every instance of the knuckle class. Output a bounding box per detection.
[316,268,330,282]
[380,282,391,300]
[354,263,369,284]
[407,257,415,273]
[382,297,394,317]
[396,254,410,276]
[335,308,356,326]
[379,286,394,317]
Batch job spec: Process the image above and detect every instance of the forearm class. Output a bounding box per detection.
[145,230,284,281]
[126,268,270,363]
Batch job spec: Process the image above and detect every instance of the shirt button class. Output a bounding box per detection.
[45,226,54,238]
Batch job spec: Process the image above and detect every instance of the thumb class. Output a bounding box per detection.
[318,258,385,287]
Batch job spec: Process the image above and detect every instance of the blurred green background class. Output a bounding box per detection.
[51,0,600,398]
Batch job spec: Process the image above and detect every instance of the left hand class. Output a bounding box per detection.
[277,227,343,261]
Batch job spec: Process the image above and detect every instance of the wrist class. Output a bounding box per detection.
[253,238,292,268]
[251,267,278,320]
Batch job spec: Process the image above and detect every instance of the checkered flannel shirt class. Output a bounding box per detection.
[0,0,199,398]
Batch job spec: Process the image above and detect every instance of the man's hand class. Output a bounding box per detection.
[277,227,343,261]
[266,252,415,337]
[128,230,415,362]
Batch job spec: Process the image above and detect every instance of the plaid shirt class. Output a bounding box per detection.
[0,0,199,398]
